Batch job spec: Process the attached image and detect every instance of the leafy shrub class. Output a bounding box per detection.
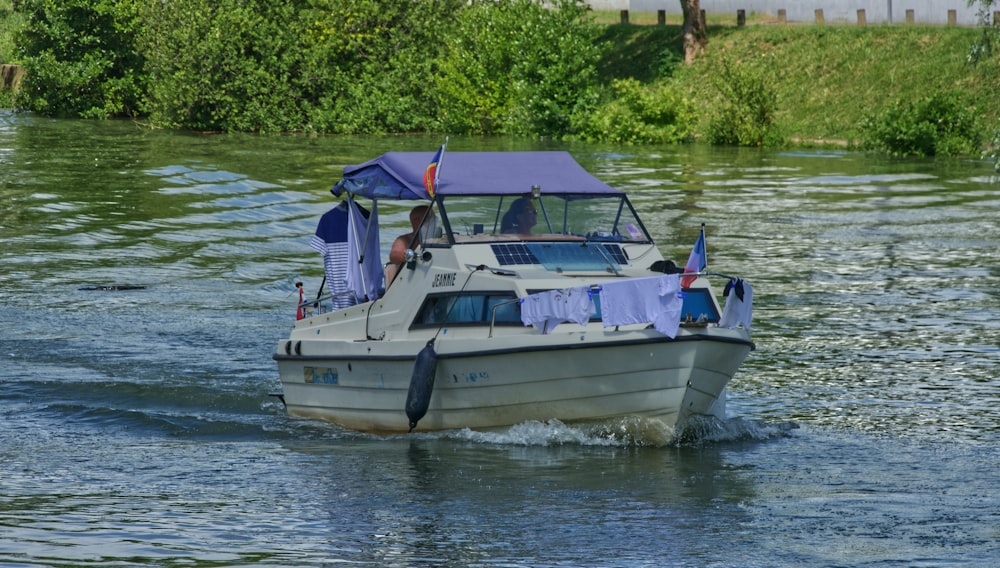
[15,0,145,118]
[435,0,604,137]
[19,0,606,136]
[573,78,695,144]
[0,0,25,64]
[141,0,306,132]
[860,92,982,157]
[141,0,457,134]
[706,56,783,147]
[967,0,1000,64]
[297,0,458,134]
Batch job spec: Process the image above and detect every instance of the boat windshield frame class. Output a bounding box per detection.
[423,192,655,247]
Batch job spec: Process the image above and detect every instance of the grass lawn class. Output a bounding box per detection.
[593,12,1000,144]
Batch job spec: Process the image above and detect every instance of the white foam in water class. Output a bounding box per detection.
[445,416,798,447]
[675,415,800,445]
[449,419,625,447]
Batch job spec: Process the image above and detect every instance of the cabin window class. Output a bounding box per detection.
[413,292,521,327]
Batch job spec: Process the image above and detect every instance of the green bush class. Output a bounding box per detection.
[573,78,695,144]
[1,0,25,64]
[435,0,604,137]
[705,56,783,147]
[860,92,982,157]
[142,0,458,134]
[0,88,14,109]
[15,0,145,118]
[967,0,1000,64]
[141,0,306,132]
[297,0,458,134]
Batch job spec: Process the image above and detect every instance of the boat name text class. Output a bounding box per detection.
[433,272,457,287]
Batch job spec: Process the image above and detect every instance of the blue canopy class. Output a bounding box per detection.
[332,151,621,200]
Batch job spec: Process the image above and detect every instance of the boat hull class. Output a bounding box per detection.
[274,329,752,434]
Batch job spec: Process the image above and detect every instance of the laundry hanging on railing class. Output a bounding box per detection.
[598,274,682,338]
[519,285,595,334]
[719,278,753,330]
[518,274,686,338]
[311,200,381,309]
[345,199,382,302]
[311,201,355,310]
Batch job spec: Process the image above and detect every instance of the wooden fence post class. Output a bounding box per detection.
[737,9,746,26]
[857,9,866,26]
[815,9,824,24]
[906,9,915,24]
[657,9,666,26]
[947,9,956,25]
[620,9,629,25]
[777,9,786,24]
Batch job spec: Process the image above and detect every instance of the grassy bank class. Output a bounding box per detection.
[598,19,1000,146]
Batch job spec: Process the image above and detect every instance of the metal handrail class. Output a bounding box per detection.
[488,298,523,338]
[298,290,357,315]
[690,271,743,282]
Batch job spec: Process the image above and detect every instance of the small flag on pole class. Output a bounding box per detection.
[423,140,446,198]
[681,225,707,288]
[295,282,305,320]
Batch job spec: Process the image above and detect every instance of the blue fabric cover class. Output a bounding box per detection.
[332,151,621,200]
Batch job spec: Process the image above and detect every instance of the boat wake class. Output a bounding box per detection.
[672,415,800,446]
[446,415,798,448]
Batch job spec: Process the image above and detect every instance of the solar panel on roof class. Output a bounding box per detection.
[491,243,540,266]
[601,244,628,264]
[490,242,628,268]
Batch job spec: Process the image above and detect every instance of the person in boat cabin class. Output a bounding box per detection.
[386,205,435,286]
[500,196,538,235]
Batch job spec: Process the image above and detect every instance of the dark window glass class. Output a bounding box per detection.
[414,293,521,327]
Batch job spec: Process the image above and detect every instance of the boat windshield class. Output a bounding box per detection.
[433,193,652,244]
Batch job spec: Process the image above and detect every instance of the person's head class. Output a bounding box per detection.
[501,197,537,234]
[409,205,431,230]
[409,205,437,242]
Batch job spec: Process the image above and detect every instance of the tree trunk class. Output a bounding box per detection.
[681,0,706,64]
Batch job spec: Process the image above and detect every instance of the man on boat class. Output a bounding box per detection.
[386,205,434,286]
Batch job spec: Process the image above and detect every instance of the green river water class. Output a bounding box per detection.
[2,111,999,566]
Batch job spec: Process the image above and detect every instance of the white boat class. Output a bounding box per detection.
[273,150,755,434]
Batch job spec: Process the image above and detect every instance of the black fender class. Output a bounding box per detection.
[405,339,438,432]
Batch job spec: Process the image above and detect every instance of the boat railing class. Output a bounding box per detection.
[488,298,523,338]
[298,290,357,317]
[696,271,741,281]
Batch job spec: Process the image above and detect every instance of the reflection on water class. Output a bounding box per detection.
[2,111,999,566]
